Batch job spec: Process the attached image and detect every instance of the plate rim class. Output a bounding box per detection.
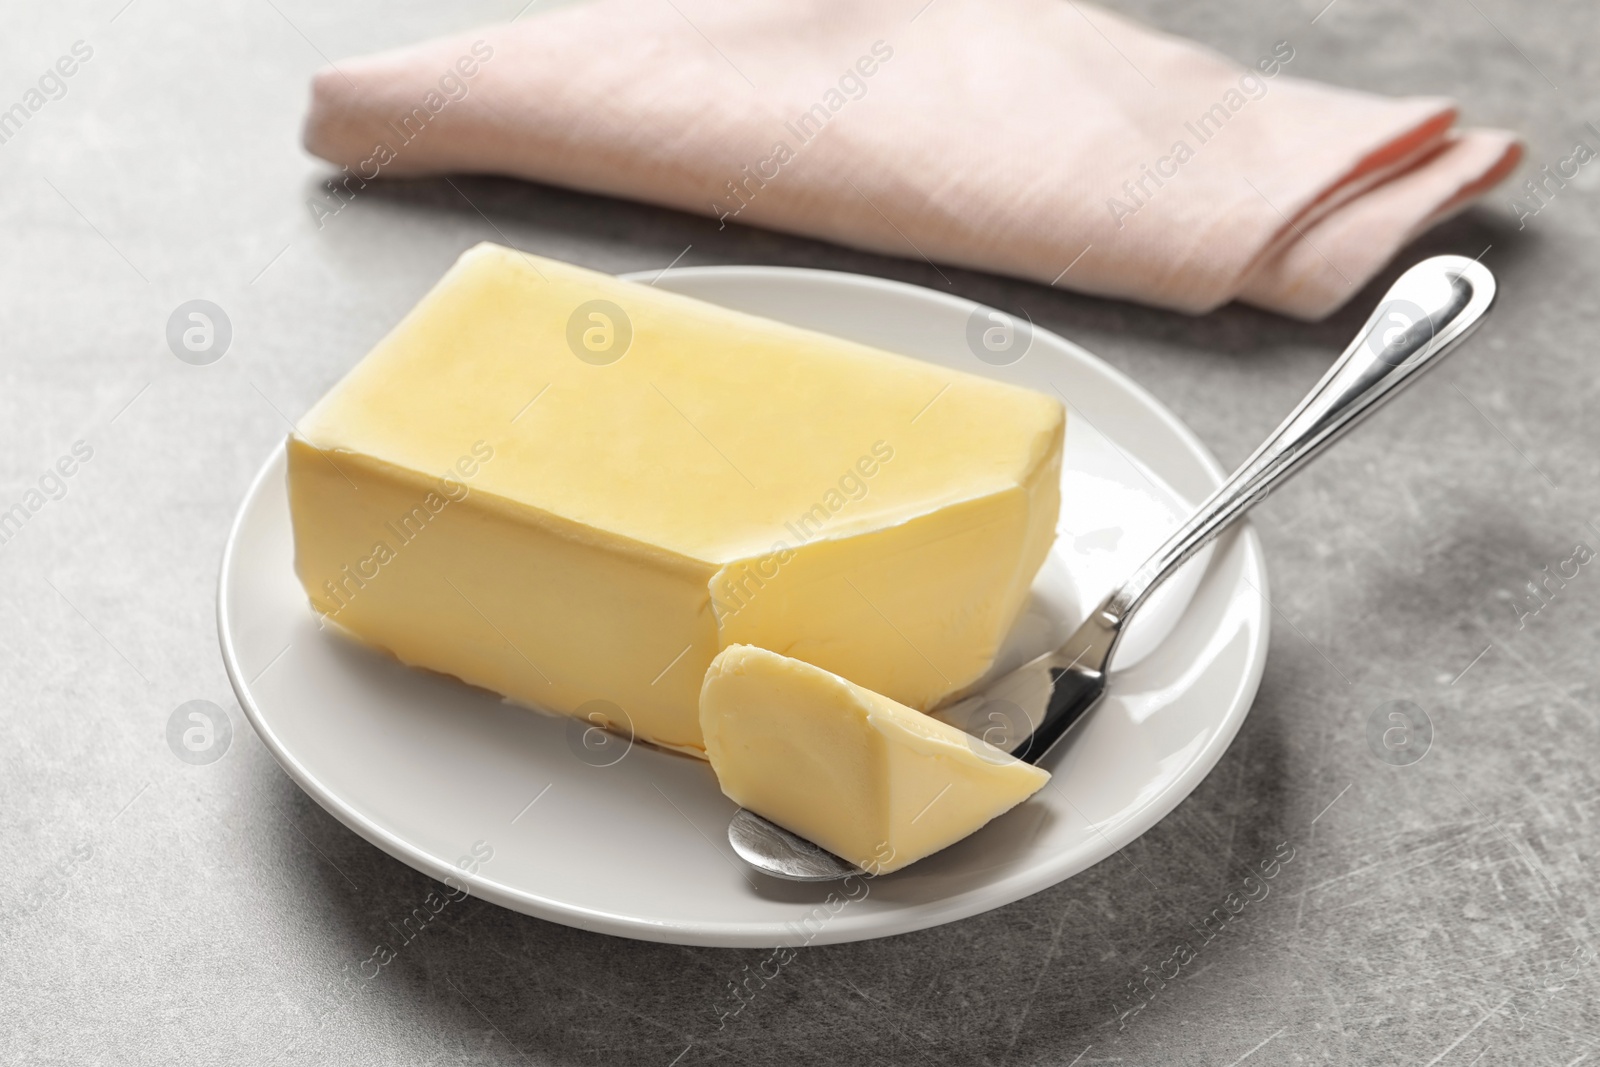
[219,263,1270,946]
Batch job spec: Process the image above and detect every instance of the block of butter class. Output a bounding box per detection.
[701,645,1049,872]
[287,244,1063,754]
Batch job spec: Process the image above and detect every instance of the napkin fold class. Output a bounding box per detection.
[302,0,1520,320]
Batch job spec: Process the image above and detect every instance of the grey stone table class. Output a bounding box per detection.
[3,1,1596,1064]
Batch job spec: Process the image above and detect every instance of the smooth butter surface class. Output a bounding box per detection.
[288,244,1063,752]
[700,645,1050,873]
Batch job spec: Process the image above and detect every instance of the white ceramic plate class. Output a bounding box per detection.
[220,265,1268,947]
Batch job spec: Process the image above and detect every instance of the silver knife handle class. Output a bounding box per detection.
[1007,256,1497,766]
[1102,255,1496,643]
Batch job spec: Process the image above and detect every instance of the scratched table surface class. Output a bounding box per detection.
[3,1,1597,1064]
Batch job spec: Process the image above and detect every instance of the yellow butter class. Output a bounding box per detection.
[700,645,1050,872]
[287,244,1063,754]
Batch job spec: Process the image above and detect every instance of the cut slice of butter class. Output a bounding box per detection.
[287,243,1063,754]
[701,644,1050,873]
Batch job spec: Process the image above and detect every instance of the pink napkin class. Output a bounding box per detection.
[302,0,1519,320]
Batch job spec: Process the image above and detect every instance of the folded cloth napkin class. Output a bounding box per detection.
[302,0,1520,320]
